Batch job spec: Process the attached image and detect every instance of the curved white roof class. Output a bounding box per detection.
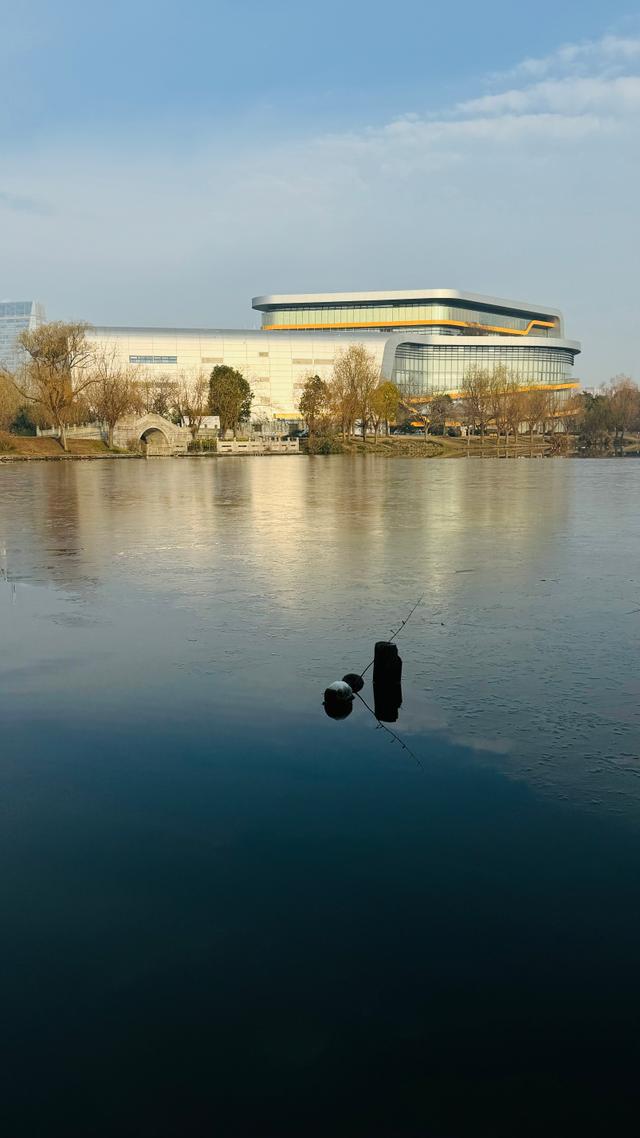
[252,288,562,320]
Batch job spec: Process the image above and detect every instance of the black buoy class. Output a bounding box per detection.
[342,673,364,693]
[323,680,354,720]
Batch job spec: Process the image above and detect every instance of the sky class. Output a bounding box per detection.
[1,0,640,383]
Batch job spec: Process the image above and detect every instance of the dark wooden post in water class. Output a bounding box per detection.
[373,641,403,723]
[373,641,402,684]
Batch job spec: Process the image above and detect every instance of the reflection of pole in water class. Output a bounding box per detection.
[372,641,403,723]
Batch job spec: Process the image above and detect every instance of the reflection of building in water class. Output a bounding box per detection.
[87,288,581,424]
[0,455,574,609]
[0,455,576,652]
[3,461,640,814]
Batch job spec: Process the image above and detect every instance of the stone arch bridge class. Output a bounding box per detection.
[112,414,190,455]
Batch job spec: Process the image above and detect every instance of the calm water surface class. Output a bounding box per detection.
[1,457,639,1136]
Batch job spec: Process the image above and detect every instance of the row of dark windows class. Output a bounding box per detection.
[129,355,178,364]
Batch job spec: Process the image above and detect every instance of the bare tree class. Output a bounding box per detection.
[136,373,179,419]
[544,388,560,442]
[608,375,640,448]
[456,392,475,454]
[407,400,429,440]
[0,371,20,432]
[88,349,141,448]
[427,393,453,436]
[330,345,378,439]
[503,377,525,456]
[488,365,511,455]
[4,322,96,450]
[173,371,210,440]
[370,381,401,441]
[299,374,330,440]
[355,350,379,439]
[461,367,492,454]
[524,386,549,456]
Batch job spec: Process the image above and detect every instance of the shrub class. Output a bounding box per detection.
[188,437,217,452]
[306,435,344,455]
[10,406,38,436]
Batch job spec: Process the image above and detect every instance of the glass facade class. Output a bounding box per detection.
[393,343,576,397]
[262,300,558,337]
[0,301,45,370]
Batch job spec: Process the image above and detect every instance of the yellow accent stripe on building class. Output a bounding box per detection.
[262,317,556,336]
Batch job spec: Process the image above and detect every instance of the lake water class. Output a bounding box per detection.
[1,456,639,1137]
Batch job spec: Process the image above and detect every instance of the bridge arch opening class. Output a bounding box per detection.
[140,426,172,455]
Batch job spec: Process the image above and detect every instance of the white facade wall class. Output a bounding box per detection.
[89,328,388,421]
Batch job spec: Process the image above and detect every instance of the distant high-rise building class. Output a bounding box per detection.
[0,300,46,370]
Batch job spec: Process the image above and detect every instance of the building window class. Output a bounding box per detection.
[129,355,178,364]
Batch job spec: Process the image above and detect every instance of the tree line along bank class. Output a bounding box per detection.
[1,321,638,455]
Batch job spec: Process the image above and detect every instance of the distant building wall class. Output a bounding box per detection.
[88,326,387,422]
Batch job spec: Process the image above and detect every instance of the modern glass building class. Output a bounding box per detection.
[90,289,580,420]
[255,289,561,336]
[0,300,46,370]
[253,290,580,401]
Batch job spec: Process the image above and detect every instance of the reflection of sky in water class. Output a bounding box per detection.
[1,457,639,811]
[2,458,640,1135]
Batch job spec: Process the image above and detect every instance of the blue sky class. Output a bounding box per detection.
[2,0,640,382]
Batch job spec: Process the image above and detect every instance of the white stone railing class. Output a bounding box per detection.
[216,439,300,454]
[37,423,104,440]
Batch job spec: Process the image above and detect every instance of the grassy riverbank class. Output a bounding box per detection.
[3,430,636,461]
[0,433,137,460]
[304,434,552,458]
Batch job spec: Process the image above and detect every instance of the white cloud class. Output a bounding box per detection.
[1,32,639,384]
[492,33,640,82]
[460,75,640,117]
